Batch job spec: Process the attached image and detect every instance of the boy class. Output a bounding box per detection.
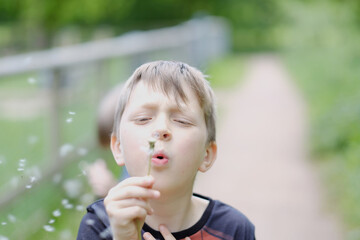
[77,61,255,240]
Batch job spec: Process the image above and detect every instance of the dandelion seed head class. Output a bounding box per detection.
[59,144,74,157]
[85,219,95,226]
[63,179,82,198]
[61,199,69,206]
[52,209,61,217]
[99,227,112,238]
[43,225,55,232]
[64,203,74,209]
[30,176,36,183]
[66,118,73,123]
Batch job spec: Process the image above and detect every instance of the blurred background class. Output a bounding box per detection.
[0,0,359,239]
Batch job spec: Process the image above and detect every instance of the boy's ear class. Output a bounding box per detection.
[110,135,125,166]
[199,141,217,172]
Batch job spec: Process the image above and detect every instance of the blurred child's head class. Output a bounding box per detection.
[112,61,216,145]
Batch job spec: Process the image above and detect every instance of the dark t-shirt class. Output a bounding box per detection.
[77,194,255,240]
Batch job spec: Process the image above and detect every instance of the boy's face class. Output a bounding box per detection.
[111,81,216,193]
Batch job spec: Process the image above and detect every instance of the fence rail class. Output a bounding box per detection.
[0,16,230,210]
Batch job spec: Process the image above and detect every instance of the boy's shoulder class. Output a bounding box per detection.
[198,194,255,238]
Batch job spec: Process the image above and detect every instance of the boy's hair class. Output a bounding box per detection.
[112,60,216,144]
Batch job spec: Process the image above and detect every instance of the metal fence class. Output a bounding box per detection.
[0,16,230,209]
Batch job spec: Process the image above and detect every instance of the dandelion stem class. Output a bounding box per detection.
[137,138,156,240]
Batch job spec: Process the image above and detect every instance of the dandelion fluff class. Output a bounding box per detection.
[52,209,61,217]
[43,225,55,232]
[60,229,72,239]
[61,199,69,206]
[66,118,73,123]
[0,235,9,240]
[28,77,36,84]
[76,205,84,211]
[59,144,74,157]
[85,219,95,226]
[64,203,74,209]
[63,179,82,198]
[48,219,55,224]
[77,148,88,156]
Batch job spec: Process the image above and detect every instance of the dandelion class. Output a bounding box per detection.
[53,209,61,217]
[43,225,55,232]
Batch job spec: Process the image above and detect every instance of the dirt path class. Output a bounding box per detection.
[194,55,343,239]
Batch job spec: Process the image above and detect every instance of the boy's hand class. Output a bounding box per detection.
[143,225,191,240]
[104,176,160,240]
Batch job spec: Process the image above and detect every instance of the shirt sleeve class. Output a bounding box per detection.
[77,212,112,240]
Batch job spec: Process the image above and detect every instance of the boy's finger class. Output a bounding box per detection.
[107,185,160,200]
[117,175,155,188]
[159,225,176,240]
[143,232,156,240]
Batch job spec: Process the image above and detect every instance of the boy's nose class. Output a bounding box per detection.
[153,129,172,141]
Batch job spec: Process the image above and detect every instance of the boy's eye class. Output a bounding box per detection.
[174,119,192,126]
[135,117,152,124]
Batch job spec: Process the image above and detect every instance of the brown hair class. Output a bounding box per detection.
[112,60,216,144]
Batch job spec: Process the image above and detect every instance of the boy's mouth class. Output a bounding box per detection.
[151,151,169,166]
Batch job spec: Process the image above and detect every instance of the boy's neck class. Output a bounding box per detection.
[145,190,209,233]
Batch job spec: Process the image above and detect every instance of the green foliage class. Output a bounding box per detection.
[279,1,360,237]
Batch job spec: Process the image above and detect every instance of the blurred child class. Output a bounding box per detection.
[78,61,255,240]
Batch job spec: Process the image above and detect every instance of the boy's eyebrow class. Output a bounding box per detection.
[139,102,187,113]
